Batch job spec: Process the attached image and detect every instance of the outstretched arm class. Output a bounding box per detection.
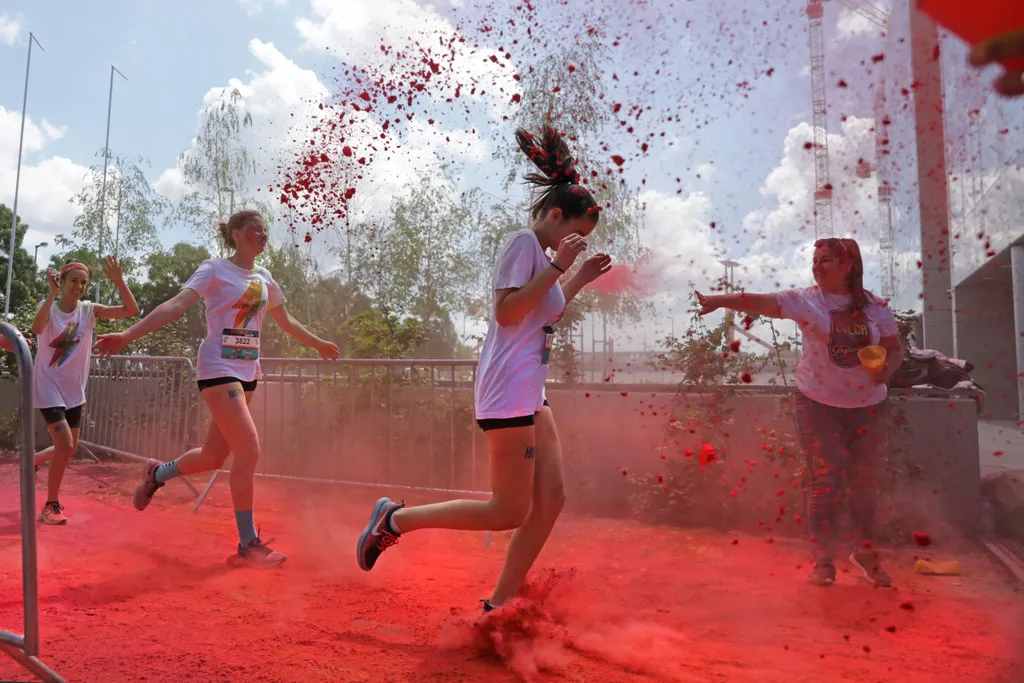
[696,291,784,319]
[269,303,339,360]
[93,288,199,356]
[94,257,141,320]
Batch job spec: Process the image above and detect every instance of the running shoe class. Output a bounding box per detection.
[480,598,499,614]
[809,561,836,586]
[850,551,892,587]
[233,536,286,568]
[356,497,405,571]
[38,502,67,525]
[133,459,164,511]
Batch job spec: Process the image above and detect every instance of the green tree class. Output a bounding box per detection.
[352,174,478,351]
[64,152,168,270]
[341,308,427,359]
[174,88,271,253]
[136,242,212,349]
[259,242,371,357]
[0,204,47,314]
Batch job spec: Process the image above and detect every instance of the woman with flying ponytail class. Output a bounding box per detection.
[695,237,904,588]
[356,125,612,612]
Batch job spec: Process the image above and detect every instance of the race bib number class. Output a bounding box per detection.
[221,328,260,360]
[541,325,555,365]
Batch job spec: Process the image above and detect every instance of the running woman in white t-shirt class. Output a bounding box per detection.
[94,210,340,567]
[356,125,612,611]
[31,257,141,525]
[696,237,904,588]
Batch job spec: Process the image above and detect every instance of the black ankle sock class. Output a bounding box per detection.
[45,500,59,507]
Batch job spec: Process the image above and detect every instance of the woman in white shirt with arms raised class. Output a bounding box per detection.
[94,210,339,568]
[32,257,140,525]
[696,237,904,587]
[356,125,612,612]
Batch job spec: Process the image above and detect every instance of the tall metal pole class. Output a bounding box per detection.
[95,65,128,303]
[4,33,44,319]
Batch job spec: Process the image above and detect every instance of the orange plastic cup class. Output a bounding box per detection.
[918,0,1024,73]
[858,345,887,371]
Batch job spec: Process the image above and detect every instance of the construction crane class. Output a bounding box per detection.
[806,0,895,298]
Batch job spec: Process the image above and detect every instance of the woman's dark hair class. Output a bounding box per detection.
[515,125,599,224]
[814,237,876,312]
[219,210,264,250]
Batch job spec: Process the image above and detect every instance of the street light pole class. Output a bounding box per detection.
[95,64,128,303]
[4,32,44,318]
[33,242,48,274]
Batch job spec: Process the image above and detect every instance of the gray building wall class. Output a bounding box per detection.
[954,279,1019,420]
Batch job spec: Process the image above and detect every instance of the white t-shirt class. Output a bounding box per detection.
[475,229,566,420]
[33,300,96,410]
[776,287,899,409]
[183,258,285,382]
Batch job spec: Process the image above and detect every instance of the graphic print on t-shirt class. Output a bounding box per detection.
[48,321,82,368]
[231,279,265,328]
[827,308,870,369]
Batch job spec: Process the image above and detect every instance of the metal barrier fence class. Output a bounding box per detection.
[80,356,200,498]
[193,358,487,511]
[0,322,65,683]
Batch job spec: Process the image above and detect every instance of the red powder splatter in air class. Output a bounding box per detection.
[699,443,717,468]
[740,372,753,384]
[912,531,932,547]
[621,468,628,477]
[994,450,1003,457]
[610,154,626,166]
[729,340,741,352]
[587,265,646,296]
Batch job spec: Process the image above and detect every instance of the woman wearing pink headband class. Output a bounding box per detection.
[31,256,140,525]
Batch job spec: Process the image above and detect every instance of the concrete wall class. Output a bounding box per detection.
[954,279,1019,420]
[0,377,982,538]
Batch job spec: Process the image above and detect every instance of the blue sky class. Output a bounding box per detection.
[2,0,1015,349]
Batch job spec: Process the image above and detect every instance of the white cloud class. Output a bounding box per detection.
[0,14,21,47]
[294,0,520,121]
[165,38,492,253]
[695,162,715,180]
[743,116,880,254]
[153,167,187,202]
[0,107,89,250]
[237,0,288,15]
[835,8,875,38]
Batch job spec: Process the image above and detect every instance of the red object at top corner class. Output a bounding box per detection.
[918,0,1024,72]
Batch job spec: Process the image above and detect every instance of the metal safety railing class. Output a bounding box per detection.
[0,322,66,683]
[80,356,200,498]
[193,358,488,511]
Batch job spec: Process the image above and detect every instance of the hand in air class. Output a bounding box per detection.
[102,256,127,285]
[695,291,719,316]
[578,253,612,284]
[45,269,59,296]
[970,28,1024,97]
[553,234,588,272]
[315,339,340,361]
[93,332,129,358]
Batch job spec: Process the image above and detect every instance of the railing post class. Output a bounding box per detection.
[0,322,65,682]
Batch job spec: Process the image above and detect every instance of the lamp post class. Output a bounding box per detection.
[4,32,44,318]
[33,242,48,274]
[94,64,128,303]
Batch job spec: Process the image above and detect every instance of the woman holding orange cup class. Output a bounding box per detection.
[697,238,903,587]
